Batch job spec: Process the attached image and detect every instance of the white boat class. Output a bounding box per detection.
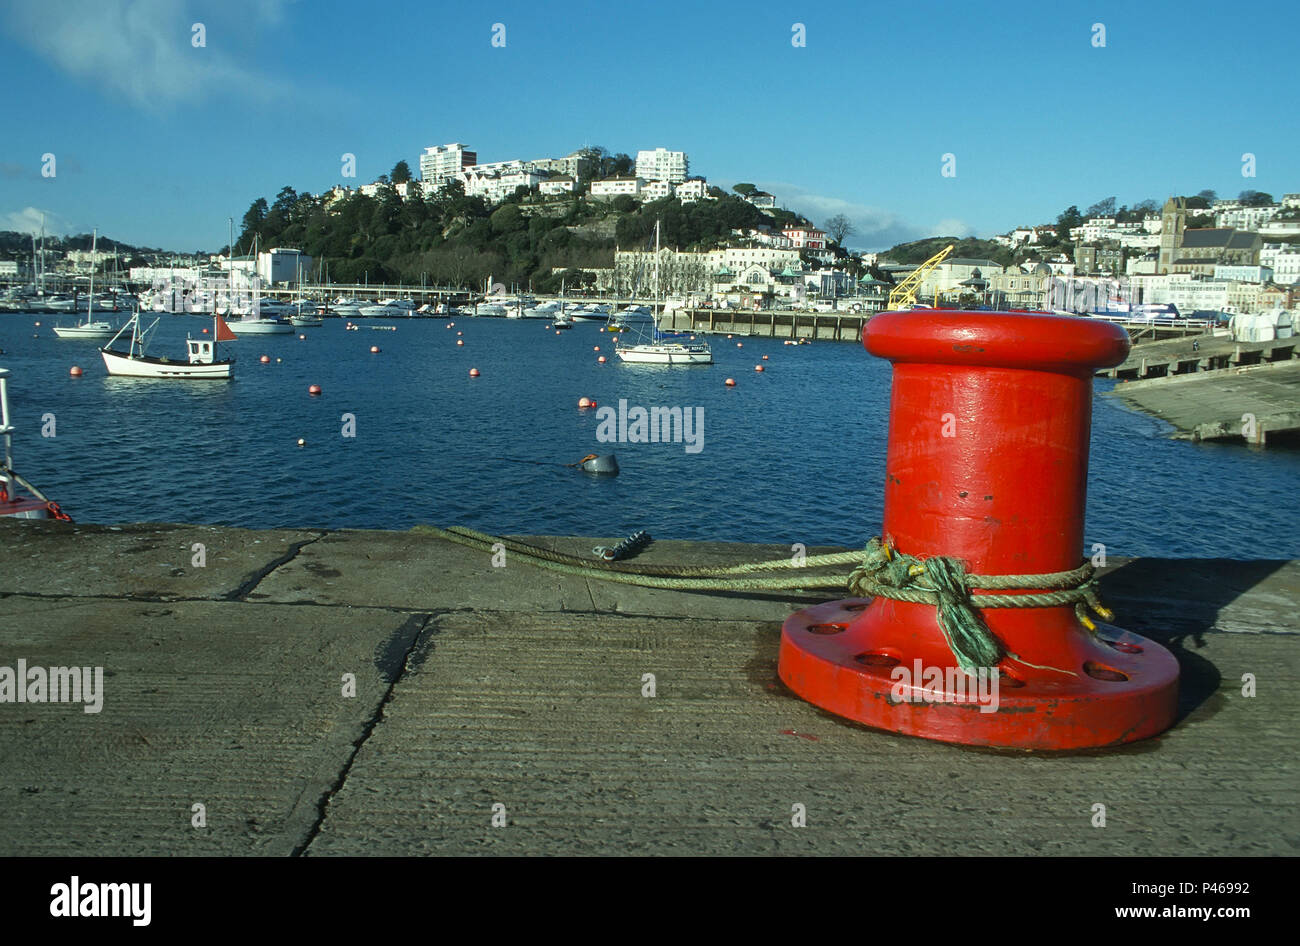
[0,368,70,519]
[474,302,509,317]
[291,313,324,327]
[614,222,712,365]
[331,297,365,317]
[232,313,294,334]
[359,298,416,318]
[53,232,119,339]
[100,310,236,379]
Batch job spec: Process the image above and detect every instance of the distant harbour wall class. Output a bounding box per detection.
[661,308,874,342]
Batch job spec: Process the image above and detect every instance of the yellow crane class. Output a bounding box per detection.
[887,243,954,310]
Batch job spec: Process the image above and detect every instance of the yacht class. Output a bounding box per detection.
[359,298,417,318]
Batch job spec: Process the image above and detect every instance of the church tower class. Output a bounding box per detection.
[1158,197,1187,274]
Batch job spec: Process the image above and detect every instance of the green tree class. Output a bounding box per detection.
[1238,190,1274,207]
[732,182,758,197]
[390,160,412,184]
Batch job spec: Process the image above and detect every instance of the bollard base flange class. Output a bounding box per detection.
[778,598,1180,750]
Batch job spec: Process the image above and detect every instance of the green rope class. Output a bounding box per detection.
[414,527,1109,672]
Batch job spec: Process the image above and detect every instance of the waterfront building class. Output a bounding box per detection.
[642,180,676,201]
[635,148,689,183]
[782,227,828,250]
[1214,203,1279,231]
[419,143,477,188]
[591,177,643,199]
[916,258,1006,298]
[1259,219,1300,239]
[1213,264,1274,283]
[539,176,576,196]
[1260,243,1300,285]
[456,167,541,203]
[258,248,311,286]
[675,178,710,204]
[0,261,18,278]
[1075,244,1125,276]
[529,150,594,179]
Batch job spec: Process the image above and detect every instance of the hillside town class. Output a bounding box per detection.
[4,139,1299,321]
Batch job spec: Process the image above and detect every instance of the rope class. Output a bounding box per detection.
[414,527,1111,673]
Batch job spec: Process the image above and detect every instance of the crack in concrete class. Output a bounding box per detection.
[291,611,437,858]
[225,532,328,601]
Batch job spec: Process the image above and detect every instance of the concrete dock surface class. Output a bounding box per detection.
[1107,360,1300,443]
[0,519,1296,856]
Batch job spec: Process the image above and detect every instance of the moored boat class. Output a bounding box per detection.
[100,310,237,379]
[0,367,73,520]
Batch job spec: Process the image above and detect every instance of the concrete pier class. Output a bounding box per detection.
[1106,360,1300,444]
[663,307,874,341]
[1,519,1295,856]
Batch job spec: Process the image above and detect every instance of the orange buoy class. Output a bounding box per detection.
[276,358,282,363]
[469,368,480,378]
[308,384,322,396]
[457,331,462,336]
[456,339,464,346]
[725,378,736,386]
[370,345,380,353]
[727,334,732,339]
[202,327,209,334]
[762,354,769,360]
[259,355,270,363]
[737,342,743,347]
[34,321,41,326]
[69,366,83,377]
[299,334,307,340]
[297,438,306,447]
[610,336,619,342]
[755,365,765,372]
[593,346,600,351]
[597,355,606,363]
[578,397,593,408]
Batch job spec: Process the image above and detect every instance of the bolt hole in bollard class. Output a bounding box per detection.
[778,310,1179,750]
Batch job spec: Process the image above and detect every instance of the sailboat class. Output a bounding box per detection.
[101,308,237,379]
[53,229,118,339]
[615,221,712,365]
[228,231,293,334]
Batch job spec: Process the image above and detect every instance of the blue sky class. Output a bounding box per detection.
[1,0,1296,252]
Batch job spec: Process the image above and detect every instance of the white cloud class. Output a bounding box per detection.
[1,207,73,235]
[2,0,294,111]
[727,181,977,251]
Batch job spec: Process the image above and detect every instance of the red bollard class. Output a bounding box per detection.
[778,311,1179,749]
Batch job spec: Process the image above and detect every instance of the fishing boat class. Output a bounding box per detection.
[0,367,71,519]
[100,309,237,379]
[53,230,118,339]
[615,222,713,365]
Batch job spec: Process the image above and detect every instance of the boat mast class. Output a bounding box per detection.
[84,229,96,325]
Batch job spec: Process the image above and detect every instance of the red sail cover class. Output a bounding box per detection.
[214,316,238,342]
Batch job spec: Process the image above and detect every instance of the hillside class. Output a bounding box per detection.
[233,182,812,292]
[882,236,1017,267]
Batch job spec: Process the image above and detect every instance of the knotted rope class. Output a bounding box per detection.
[414,527,1110,672]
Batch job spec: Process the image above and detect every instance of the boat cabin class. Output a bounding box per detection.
[187,338,216,364]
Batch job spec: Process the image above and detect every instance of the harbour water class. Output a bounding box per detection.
[2,312,1297,559]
